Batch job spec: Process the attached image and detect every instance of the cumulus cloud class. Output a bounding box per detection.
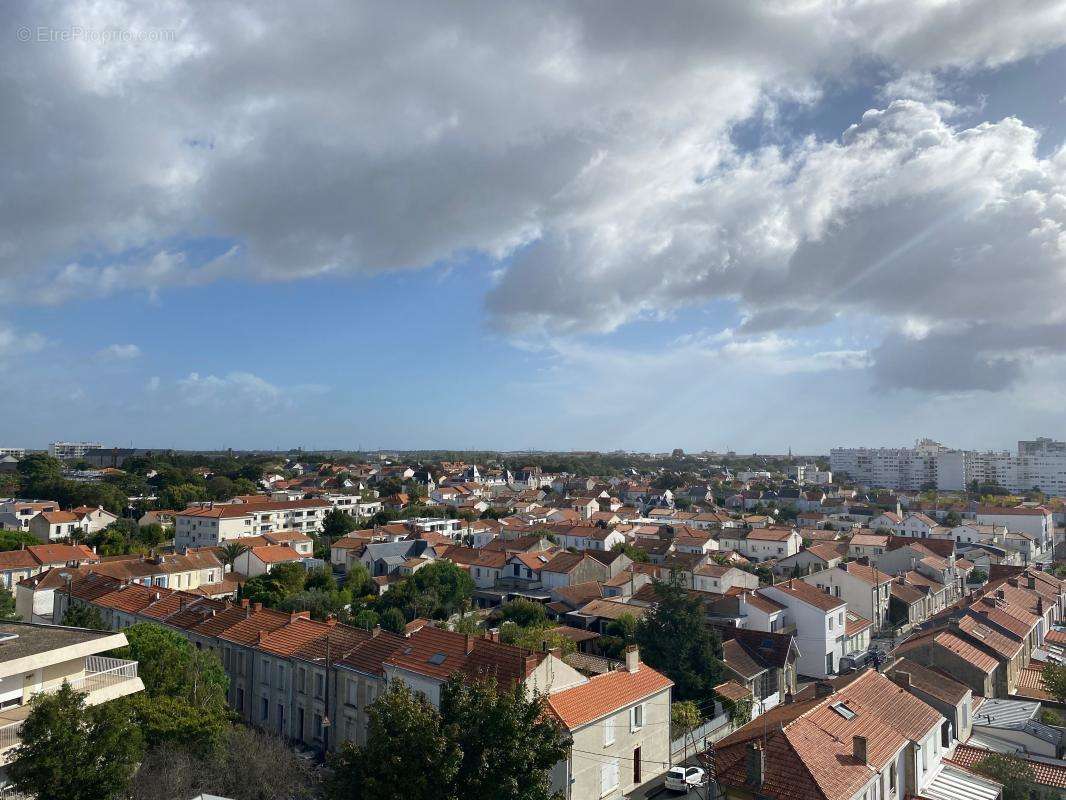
[176,371,326,411]
[2,1,1066,393]
[0,326,47,360]
[96,343,141,361]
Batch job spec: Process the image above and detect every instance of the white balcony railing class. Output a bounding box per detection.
[0,656,139,758]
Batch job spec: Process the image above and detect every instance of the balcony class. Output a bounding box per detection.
[0,656,142,764]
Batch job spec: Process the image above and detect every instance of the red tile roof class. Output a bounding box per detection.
[949,744,1066,789]
[547,662,672,729]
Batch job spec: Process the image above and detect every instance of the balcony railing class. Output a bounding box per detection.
[0,657,139,759]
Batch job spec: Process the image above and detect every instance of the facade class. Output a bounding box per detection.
[47,441,104,459]
[804,562,892,631]
[174,499,331,548]
[29,510,81,542]
[753,580,848,678]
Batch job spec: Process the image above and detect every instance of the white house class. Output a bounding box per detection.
[804,561,893,631]
[758,579,848,677]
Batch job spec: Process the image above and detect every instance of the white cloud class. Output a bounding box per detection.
[97,343,141,361]
[0,326,46,360]
[1,2,1065,395]
[176,371,326,411]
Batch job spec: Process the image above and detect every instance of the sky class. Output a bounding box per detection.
[2,1,1066,454]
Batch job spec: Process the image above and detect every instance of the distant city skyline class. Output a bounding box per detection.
[3,4,1066,451]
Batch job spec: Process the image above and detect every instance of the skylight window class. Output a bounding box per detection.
[428,652,447,665]
[831,701,857,720]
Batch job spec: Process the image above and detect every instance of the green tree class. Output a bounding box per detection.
[218,541,250,571]
[17,453,63,484]
[635,574,724,702]
[380,560,474,620]
[207,476,236,501]
[671,700,703,737]
[1042,662,1066,704]
[305,565,338,592]
[0,590,19,621]
[973,754,1054,800]
[440,675,571,800]
[353,609,380,630]
[135,522,167,547]
[326,680,461,800]
[323,508,359,540]
[380,607,407,633]
[0,529,39,551]
[61,603,105,630]
[114,623,230,755]
[496,598,547,628]
[345,560,375,596]
[9,682,143,800]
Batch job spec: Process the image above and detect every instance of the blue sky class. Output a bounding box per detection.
[2,2,1066,453]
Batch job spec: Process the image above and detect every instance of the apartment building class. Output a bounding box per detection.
[174,499,331,548]
[0,622,144,769]
[833,436,1066,495]
[48,441,103,460]
[0,449,25,459]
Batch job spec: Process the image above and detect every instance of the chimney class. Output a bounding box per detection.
[892,671,912,691]
[1037,597,1044,615]
[746,742,764,787]
[465,634,475,655]
[1027,575,1036,590]
[370,625,381,638]
[624,645,640,674]
[239,598,250,608]
[252,602,263,612]
[996,588,1005,600]
[815,681,834,698]
[853,735,868,766]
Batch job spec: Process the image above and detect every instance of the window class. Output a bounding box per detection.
[604,718,615,747]
[260,696,269,721]
[600,759,619,795]
[315,672,325,699]
[630,704,644,731]
[298,667,306,692]
[347,679,358,706]
[314,712,323,740]
[828,617,834,631]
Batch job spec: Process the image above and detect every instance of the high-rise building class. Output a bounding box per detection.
[830,437,1066,494]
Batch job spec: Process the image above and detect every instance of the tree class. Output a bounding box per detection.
[326,680,461,800]
[114,623,230,756]
[17,452,63,484]
[635,574,724,702]
[1042,662,1066,704]
[496,598,547,628]
[379,560,474,621]
[323,508,358,540]
[218,541,250,570]
[671,700,703,737]
[380,607,407,633]
[131,726,318,800]
[972,754,1054,800]
[0,529,39,551]
[305,565,338,592]
[135,522,166,547]
[346,560,375,596]
[61,603,105,630]
[944,510,962,528]
[440,675,571,800]
[353,609,380,630]
[9,682,142,800]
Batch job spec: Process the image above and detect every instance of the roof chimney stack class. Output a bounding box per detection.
[892,671,912,691]
[853,735,868,766]
[624,645,640,674]
[746,742,764,787]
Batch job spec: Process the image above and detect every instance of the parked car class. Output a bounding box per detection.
[839,649,878,673]
[665,766,705,793]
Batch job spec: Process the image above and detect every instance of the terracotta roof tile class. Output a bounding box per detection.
[546,662,672,729]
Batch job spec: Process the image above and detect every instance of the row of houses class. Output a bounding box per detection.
[51,573,673,800]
